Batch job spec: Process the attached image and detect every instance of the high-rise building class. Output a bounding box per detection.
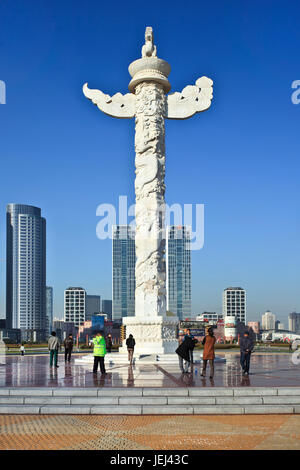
[166,226,191,321]
[289,312,300,333]
[222,287,246,324]
[46,286,53,336]
[102,299,112,319]
[64,287,86,327]
[261,310,276,330]
[86,294,101,321]
[112,225,135,321]
[6,204,46,340]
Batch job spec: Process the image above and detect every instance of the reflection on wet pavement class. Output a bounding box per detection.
[1,353,299,388]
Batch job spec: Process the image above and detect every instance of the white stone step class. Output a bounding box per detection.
[71,397,119,405]
[0,387,300,414]
[40,405,91,415]
[244,405,295,414]
[1,395,299,407]
[263,396,300,405]
[0,405,41,414]
[0,403,297,415]
[168,397,216,405]
[0,396,25,404]
[233,388,277,396]
[193,405,245,415]
[4,386,300,397]
[90,406,142,415]
[143,388,189,396]
[142,405,194,415]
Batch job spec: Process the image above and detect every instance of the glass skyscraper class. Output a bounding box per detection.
[112,225,135,320]
[166,226,191,320]
[102,299,112,319]
[6,204,46,340]
[86,294,101,321]
[46,286,53,336]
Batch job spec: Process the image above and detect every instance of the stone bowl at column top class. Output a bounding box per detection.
[128,57,171,93]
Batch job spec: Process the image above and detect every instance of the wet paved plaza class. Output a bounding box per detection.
[1,353,300,388]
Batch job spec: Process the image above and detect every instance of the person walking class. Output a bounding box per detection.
[92,331,107,375]
[20,344,25,356]
[48,331,60,368]
[201,327,216,379]
[64,334,73,363]
[126,334,135,365]
[106,334,113,353]
[176,336,194,373]
[240,330,254,375]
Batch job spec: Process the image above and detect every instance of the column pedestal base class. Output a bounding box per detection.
[119,316,179,356]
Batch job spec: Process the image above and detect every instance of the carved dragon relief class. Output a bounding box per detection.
[134,82,166,316]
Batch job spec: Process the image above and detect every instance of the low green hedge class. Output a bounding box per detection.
[194,344,240,350]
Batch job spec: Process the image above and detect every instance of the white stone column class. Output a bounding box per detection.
[83,26,213,359]
[120,65,179,355]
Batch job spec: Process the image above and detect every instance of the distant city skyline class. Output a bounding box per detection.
[0,207,298,324]
[0,229,297,324]
[0,1,299,323]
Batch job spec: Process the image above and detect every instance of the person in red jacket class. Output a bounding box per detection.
[201,327,216,379]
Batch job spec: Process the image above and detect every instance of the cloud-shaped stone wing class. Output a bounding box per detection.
[83,83,135,119]
[166,76,213,120]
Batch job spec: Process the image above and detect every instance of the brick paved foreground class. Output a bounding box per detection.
[1,414,300,450]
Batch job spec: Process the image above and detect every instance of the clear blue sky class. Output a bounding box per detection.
[0,0,299,323]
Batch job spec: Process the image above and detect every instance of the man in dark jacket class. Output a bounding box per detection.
[183,329,198,366]
[106,334,113,353]
[240,331,254,375]
[64,334,73,363]
[176,336,194,373]
[126,334,135,365]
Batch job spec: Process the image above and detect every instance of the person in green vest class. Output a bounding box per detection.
[92,331,107,374]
